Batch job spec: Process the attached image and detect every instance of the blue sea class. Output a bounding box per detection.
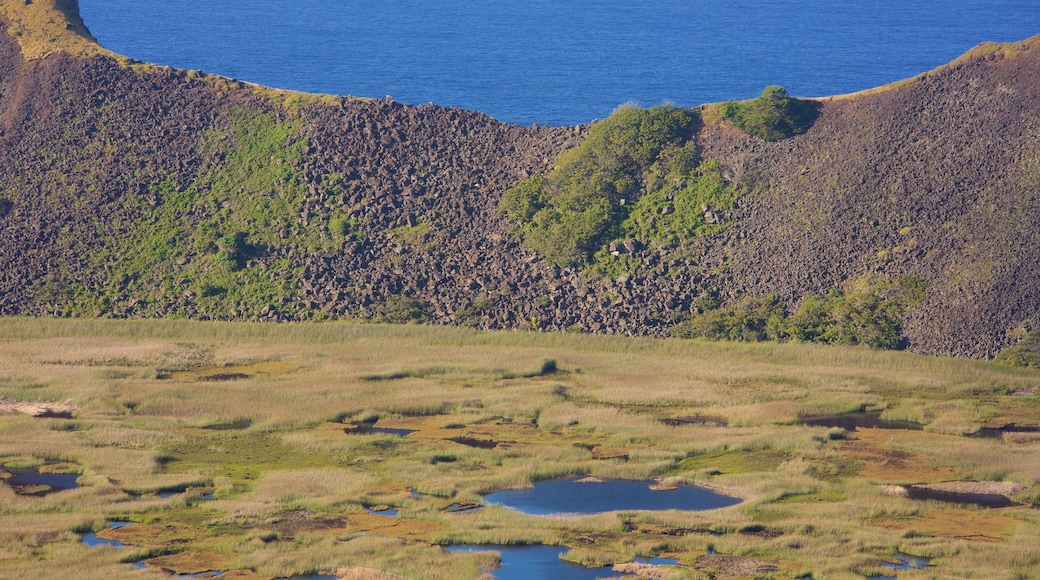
[77,1,1040,126]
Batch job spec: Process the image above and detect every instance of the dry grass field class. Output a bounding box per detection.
[0,318,1038,579]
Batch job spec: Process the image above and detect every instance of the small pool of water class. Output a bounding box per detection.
[344,422,415,437]
[448,545,626,580]
[483,478,741,515]
[906,487,1018,508]
[883,552,932,570]
[634,555,678,565]
[366,506,398,516]
[972,424,1040,439]
[158,490,216,499]
[81,521,134,548]
[3,467,80,496]
[798,412,923,431]
[449,437,498,449]
[81,533,124,547]
[444,502,484,514]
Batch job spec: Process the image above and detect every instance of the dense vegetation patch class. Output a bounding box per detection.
[996,329,1040,368]
[718,86,817,141]
[500,105,741,270]
[672,276,927,349]
[53,110,352,320]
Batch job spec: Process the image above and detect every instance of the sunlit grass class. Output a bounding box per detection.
[0,318,1038,578]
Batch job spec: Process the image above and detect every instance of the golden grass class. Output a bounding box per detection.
[0,318,1039,578]
[1,0,114,60]
[817,33,1040,103]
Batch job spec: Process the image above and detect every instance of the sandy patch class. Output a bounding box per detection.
[649,477,682,491]
[0,398,75,417]
[333,567,407,580]
[613,562,670,579]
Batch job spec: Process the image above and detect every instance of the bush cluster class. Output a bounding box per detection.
[500,104,698,266]
[672,277,926,350]
[719,86,816,141]
[500,104,740,270]
[995,329,1040,368]
[371,295,430,324]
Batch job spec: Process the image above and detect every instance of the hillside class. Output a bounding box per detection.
[1,0,1039,358]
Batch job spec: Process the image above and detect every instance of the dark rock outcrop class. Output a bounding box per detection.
[1,4,1039,358]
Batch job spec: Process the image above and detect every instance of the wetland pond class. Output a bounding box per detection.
[447,544,676,580]
[482,477,741,515]
[447,478,734,577]
[81,521,134,548]
[343,422,415,437]
[2,466,80,496]
[903,487,1019,508]
[800,411,1040,441]
[798,411,923,431]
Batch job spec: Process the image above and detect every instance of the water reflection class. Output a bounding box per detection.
[883,552,932,569]
[3,467,80,496]
[798,412,922,431]
[344,422,415,437]
[483,477,741,515]
[905,487,1018,508]
[972,424,1040,439]
[81,521,133,547]
[447,544,623,580]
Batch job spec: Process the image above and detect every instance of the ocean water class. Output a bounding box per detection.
[77,1,1040,125]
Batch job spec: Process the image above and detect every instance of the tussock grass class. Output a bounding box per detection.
[0,318,1038,578]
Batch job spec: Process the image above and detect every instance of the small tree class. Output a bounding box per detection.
[720,86,816,141]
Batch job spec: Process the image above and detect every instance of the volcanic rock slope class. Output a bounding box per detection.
[1,1,1039,358]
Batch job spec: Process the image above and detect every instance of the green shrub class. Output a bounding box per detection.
[372,295,430,324]
[500,104,713,268]
[34,273,70,304]
[616,158,739,247]
[672,277,925,349]
[455,295,493,327]
[214,231,249,271]
[196,282,226,298]
[329,213,362,242]
[719,86,816,141]
[995,330,1040,368]
[672,295,786,342]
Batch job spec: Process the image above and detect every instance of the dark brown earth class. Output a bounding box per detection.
[1,3,1039,358]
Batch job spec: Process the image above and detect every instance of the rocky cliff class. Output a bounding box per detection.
[1,0,1038,357]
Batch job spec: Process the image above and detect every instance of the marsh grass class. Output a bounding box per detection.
[0,318,1038,578]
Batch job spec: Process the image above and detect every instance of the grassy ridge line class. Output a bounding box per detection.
[0,0,112,60]
[0,316,1022,381]
[818,33,1040,102]
[0,0,348,108]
